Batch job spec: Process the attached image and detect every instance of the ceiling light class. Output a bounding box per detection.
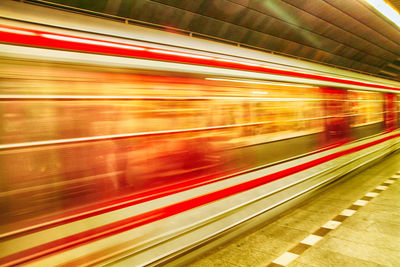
[364,0,400,27]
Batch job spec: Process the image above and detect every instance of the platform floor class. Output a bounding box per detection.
[188,151,400,267]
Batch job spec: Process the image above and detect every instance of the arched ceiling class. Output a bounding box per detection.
[22,0,400,81]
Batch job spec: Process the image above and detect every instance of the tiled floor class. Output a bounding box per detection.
[188,151,400,267]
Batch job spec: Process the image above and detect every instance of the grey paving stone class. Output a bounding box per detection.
[299,198,350,214]
[292,246,385,267]
[314,236,400,266]
[369,197,400,208]
[210,244,275,267]
[327,224,400,251]
[258,223,310,244]
[233,231,292,256]
[274,209,334,232]
[359,202,400,215]
[344,209,400,226]
[188,257,238,267]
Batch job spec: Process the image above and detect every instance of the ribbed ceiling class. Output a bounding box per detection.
[23,0,400,81]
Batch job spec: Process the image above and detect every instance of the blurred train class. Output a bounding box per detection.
[1,0,400,266]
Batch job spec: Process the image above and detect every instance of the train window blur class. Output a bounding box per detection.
[348,90,384,127]
[397,95,400,127]
[321,88,350,143]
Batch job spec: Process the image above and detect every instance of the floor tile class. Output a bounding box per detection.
[188,257,238,267]
[272,252,298,266]
[327,224,400,252]
[292,246,384,267]
[234,231,292,256]
[314,236,400,266]
[202,243,275,267]
[300,234,322,246]
[299,198,349,214]
[258,223,310,244]
[274,209,333,232]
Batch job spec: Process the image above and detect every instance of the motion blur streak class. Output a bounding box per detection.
[205,77,316,87]
[0,27,36,35]
[1,23,400,91]
[0,53,333,229]
[148,49,215,60]
[0,41,392,236]
[0,3,399,265]
[41,34,146,51]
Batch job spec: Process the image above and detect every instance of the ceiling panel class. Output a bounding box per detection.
[22,0,400,80]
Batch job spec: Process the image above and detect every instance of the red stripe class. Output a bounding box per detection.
[0,24,400,91]
[1,133,399,266]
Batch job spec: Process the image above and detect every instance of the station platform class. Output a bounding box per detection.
[188,151,400,267]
